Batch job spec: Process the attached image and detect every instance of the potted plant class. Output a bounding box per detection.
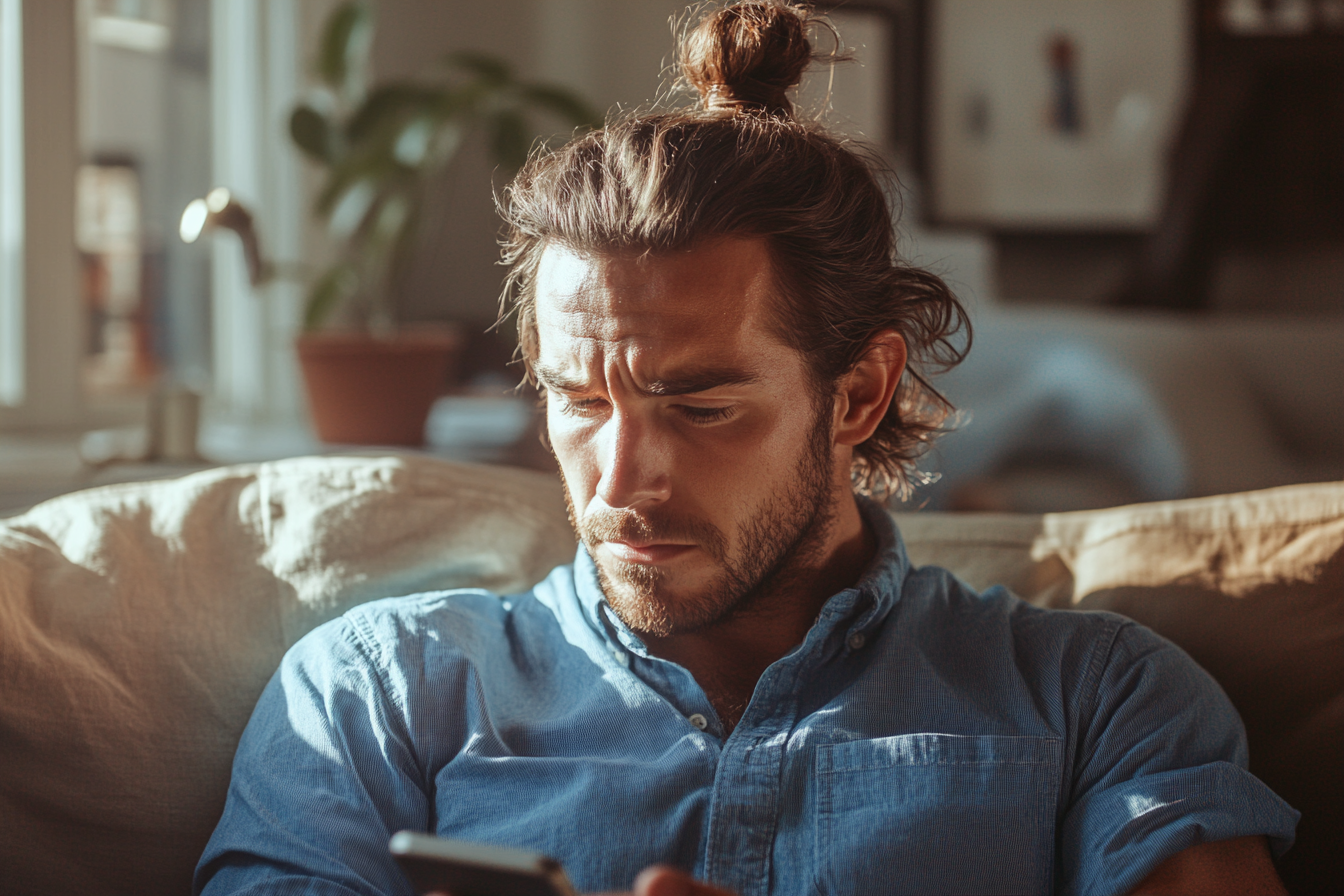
[288,1,596,445]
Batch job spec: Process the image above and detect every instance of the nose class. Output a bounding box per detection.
[595,409,671,510]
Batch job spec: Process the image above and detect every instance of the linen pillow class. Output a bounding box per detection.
[0,455,576,896]
[892,510,1072,607]
[1034,481,1344,894]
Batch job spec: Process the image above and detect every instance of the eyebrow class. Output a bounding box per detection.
[533,362,759,397]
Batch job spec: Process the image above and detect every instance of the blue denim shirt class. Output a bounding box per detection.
[197,501,1297,896]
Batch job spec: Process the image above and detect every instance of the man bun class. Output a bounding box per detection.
[680,1,814,117]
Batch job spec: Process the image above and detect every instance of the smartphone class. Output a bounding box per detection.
[389,831,578,896]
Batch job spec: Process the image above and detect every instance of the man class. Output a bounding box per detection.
[196,4,1297,894]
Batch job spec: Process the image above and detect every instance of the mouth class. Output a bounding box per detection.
[601,540,696,565]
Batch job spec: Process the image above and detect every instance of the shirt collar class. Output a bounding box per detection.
[571,494,911,655]
[848,494,912,630]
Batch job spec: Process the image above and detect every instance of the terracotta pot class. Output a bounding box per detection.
[296,327,462,446]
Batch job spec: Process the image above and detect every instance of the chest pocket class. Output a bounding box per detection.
[814,734,1061,896]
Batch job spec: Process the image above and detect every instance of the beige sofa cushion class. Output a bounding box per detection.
[1035,480,1344,599]
[893,510,1069,605]
[0,456,576,896]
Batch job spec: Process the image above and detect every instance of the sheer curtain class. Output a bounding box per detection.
[0,0,22,408]
[207,0,304,433]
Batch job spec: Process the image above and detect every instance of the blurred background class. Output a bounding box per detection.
[1,0,1342,513]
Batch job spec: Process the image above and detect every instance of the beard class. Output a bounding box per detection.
[562,400,839,638]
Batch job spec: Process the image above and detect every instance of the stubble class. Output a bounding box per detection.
[563,402,838,637]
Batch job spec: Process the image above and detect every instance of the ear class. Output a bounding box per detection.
[833,330,906,448]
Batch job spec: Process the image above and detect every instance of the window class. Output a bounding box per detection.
[0,0,22,407]
[77,0,178,400]
[0,0,303,435]
[207,0,304,430]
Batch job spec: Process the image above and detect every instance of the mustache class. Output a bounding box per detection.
[580,508,727,561]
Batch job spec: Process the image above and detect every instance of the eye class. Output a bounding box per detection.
[553,394,608,418]
[676,405,736,425]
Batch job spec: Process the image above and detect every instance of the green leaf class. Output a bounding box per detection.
[437,78,494,122]
[489,110,531,172]
[392,116,436,167]
[318,1,374,100]
[328,180,379,239]
[519,84,601,128]
[444,50,512,84]
[315,150,402,217]
[290,104,337,163]
[423,120,465,169]
[348,170,420,251]
[371,193,410,243]
[345,83,442,147]
[303,263,359,331]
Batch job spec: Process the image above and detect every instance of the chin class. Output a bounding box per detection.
[597,558,732,637]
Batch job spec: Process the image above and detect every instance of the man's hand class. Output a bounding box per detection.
[597,865,737,896]
[427,865,736,896]
[1127,836,1286,896]
[433,839,1282,896]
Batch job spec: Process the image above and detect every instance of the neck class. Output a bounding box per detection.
[643,491,876,732]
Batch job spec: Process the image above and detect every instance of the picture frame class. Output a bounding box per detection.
[806,2,922,169]
[925,0,1191,229]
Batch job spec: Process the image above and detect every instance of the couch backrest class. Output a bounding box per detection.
[1,455,1340,895]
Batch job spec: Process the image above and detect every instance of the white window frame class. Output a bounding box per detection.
[209,0,303,427]
[0,0,23,408]
[0,0,81,430]
[0,0,304,434]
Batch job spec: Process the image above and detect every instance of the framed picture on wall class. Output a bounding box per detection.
[927,0,1190,229]
[805,2,922,169]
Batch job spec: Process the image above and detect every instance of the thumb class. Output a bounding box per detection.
[632,865,736,896]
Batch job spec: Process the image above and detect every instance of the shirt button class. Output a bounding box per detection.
[847,632,866,650]
[688,713,709,730]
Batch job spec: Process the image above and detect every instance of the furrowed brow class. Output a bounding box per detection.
[533,362,759,397]
[640,368,759,397]
[532,363,588,394]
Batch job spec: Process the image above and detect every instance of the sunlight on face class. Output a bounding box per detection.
[534,238,844,635]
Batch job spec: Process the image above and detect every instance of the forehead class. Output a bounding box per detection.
[533,238,787,377]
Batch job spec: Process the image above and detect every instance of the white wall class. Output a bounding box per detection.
[0,0,81,430]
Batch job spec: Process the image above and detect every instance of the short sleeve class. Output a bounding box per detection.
[1059,621,1299,896]
[194,616,429,896]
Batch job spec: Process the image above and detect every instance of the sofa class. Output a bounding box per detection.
[901,217,1344,514]
[922,307,1344,513]
[1,454,1341,895]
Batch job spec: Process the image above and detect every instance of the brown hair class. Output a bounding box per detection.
[497,0,969,498]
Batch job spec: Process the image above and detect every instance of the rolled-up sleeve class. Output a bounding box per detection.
[195,617,429,896]
[1059,621,1299,896]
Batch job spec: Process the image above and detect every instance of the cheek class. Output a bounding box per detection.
[546,408,598,493]
[676,408,822,492]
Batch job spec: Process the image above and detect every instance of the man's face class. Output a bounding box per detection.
[534,237,846,637]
